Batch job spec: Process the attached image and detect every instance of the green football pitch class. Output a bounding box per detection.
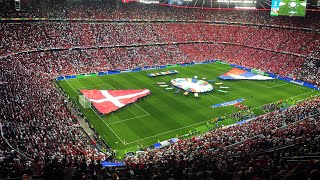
[271,0,307,17]
[57,62,319,159]
[278,0,306,17]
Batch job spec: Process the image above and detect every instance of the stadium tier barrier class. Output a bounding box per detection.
[55,60,320,91]
[0,17,319,33]
[3,38,317,62]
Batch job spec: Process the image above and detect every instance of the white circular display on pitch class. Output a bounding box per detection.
[171,78,213,93]
[289,2,297,8]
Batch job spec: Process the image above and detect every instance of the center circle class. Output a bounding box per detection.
[289,2,297,8]
[171,78,214,93]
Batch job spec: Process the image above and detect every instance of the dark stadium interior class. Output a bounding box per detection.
[0,0,320,179]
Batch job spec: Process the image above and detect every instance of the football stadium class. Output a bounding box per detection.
[1,0,320,179]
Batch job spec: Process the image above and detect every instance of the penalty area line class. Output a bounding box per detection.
[78,83,114,89]
[269,83,289,88]
[107,114,150,125]
[71,81,150,116]
[105,83,151,116]
[246,80,273,88]
[65,80,126,145]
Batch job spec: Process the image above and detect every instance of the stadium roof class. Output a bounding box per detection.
[155,0,320,10]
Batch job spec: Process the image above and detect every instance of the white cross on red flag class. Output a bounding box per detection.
[80,89,150,114]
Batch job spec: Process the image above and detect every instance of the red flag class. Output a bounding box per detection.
[80,89,150,114]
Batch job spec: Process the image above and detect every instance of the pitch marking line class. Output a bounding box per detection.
[207,93,227,102]
[288,83,312,90]
[247,80,309,90]
[75,82,115,89]
[107,114,150,125]
[69,80,150,116]
[251,91,319,110]
[269,83,289,88]
[133,103,150,115]
[65,79,318,146]
[246,80,277,88]
[103,82,151,116]
[125,91,319,145]
[65,80,126,145]
[125,119,211,145]
[96,113,126,145]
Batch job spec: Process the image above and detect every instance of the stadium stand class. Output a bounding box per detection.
[0,0,320,179]
[1,22,319,83]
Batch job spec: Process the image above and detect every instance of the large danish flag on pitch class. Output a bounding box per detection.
[80,89,150,114]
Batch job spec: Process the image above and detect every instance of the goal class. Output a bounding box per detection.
[79,94,91,108]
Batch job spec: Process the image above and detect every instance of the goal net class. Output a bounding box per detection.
[79,94,91,108]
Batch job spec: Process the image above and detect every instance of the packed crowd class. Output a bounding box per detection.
[1,57,318,179]
[0,0,319,179]
[124,97,320,165]
[4,43,318,85]
[261,103,280,112]
[122,134,320,180]
[296,56,320,85]
[0,57,109,178]
[4,45,188,75]
[1,21,319,84]
[1,24,319,179]
[1,22,319,57]
[1,0,320,29]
